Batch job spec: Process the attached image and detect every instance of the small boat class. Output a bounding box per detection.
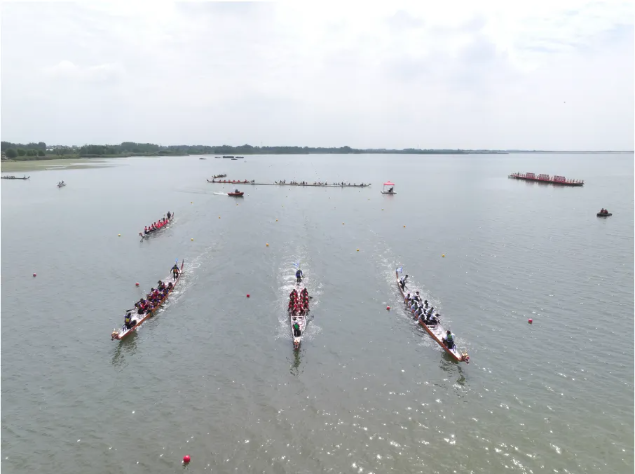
[111,260,184,340]
[597,211,612,217]
[139,213,174,241]
[235,156,244,159]
[396,270,469,363]
[289,279,309,349]
[1,175,30,180]
[57,181,66,188]
[381,181,396,195]
[223,155,234,159]
[228,189,244,197]
[215,156,222,159]
[231,158,238,160]
[199,157,206,160]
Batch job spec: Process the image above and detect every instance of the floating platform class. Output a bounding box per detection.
[508,172,584,186]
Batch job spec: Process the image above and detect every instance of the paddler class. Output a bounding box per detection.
[167,211,172,219]
[296,269,303,283]
[443,330,455,349]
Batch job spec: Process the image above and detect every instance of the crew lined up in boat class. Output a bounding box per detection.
[142,213,172,235]
[442,330,455,349]
[289,288,309,315]
[599,208,610,214]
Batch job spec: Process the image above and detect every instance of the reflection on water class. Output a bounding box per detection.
[111,333,139,369]
[290,347,303,376]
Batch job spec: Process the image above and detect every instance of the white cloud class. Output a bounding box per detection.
[1,0,632,149]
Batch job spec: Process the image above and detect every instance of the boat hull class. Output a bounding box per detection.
[395,271,469,363]
[381,191,396,195]
[112,262,183,340]
[597,213,612,217]
[228,192,244,197]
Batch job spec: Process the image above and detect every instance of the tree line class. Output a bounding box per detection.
[2,140,508,159]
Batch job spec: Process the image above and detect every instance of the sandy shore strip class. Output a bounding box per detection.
[1,158,118,172]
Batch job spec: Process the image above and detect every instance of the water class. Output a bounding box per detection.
[2,153,633,473]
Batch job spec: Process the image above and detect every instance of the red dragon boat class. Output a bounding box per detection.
[508,172,584,186]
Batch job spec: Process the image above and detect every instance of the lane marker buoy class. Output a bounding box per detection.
[442,254,445,257]
[183,455,191,463]
[266,243,269,247]
[191,238,194,241]
[246,294,250,298]
[528,319,533,324]
[386,306,391,310]
[135,282,139,286]
[118,234,121,237]
[33,273,37,277]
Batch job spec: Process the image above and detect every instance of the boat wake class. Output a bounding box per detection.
[213,192,228,196]
[371,243,469,355]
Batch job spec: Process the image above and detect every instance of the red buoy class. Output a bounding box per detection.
[246,294,250,298]
[183,455,191,463]
[528,319,533,324]
[135,282,139,287]
[33,273,37,277]
[386,306,391,310]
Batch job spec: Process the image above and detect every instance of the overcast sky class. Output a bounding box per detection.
[1,1,633,150]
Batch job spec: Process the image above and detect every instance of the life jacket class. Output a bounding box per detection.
[125,315,131,323]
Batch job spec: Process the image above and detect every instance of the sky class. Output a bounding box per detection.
[1,0,633,150]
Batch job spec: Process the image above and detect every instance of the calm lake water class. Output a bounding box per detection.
[2,153,633,474]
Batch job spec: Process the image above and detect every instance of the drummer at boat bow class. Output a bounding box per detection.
[124,311,133,329]
[399,275,409,290]
[296,269,303,283]
[293,320,302,337]
[443,330,455,349]
[171,264,180,280]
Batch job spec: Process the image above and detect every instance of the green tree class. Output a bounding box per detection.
[6,148,17,158]
[26,149,37,156]
[17,149,26,156]
[37,150,45,156]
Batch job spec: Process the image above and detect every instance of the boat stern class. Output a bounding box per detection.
[111,329,121,340]
[460,349,470,363]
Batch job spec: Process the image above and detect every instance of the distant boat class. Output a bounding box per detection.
[223,156,234,159]
[1,175,30,180]
[231,158,238,160]
[235,156,244,159]
[381,181,396,195]
[199,157,206,160]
